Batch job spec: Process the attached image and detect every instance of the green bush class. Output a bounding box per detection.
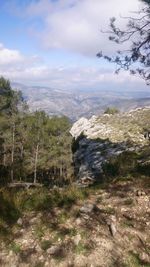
[15,188,52,211]
[102,151,138,178]
[71,133,85,153]
[10,241,21,254]
[0,189,20,224]
[104,107,119,115]
[2,186,89,214]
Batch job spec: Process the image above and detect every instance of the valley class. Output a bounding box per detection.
[12,83,150,120]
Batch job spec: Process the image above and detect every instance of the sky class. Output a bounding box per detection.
[0,0,149,91]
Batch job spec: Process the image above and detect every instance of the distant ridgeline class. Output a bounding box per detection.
[0,77,73,186]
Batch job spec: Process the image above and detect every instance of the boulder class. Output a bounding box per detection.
[80,203,96,214]
[70,108,150,181]
[73,234,81,245]
[17,218,23,226]
[47,245,64,257]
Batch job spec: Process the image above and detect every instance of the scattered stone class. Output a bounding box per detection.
[107,215,117,237]
[20,229,25,234]
[139,252,150,264]
[121,208,128,213]
[109,222,117,237]
[80,203,96,214]
[38,255,44,262]
[9,251,13,257]
[20,247,36,260]
[144,131,150,140]
[76,218,82,225]
[47,245,62,256]
[73,234,81,246]
[30,217,38,225]
[22,239,29,245]
[136,190,146,197]
[80,176,95,186]
[17,218,23,226]
[82,214,90,220]
[123,212,135,220]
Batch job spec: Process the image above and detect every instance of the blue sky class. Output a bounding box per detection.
[0,0,149,91]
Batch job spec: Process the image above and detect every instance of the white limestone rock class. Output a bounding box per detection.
[70,117,92,139]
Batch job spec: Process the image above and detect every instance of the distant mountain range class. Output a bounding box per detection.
[12,82,150,121]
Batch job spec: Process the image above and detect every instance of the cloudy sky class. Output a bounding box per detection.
[0,0,148,91]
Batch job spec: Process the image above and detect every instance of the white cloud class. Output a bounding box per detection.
[0,43,23,65]
[0,44,147,92]
[1,2,148,93]
[25,0,142,56]
[0,43,42,69]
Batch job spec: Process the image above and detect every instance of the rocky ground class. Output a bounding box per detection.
[0,178,150,267]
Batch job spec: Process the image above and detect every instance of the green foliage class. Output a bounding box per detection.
[0,77,13,113]
[18,189,52,211]
[0,76,23,114]
[72,133,85,153]
[102,151,138,178]
[34,225,45,239]
[74,241,89,255]
[136,146,150,176]
[40,240,52,251]
[104,107,119,115]
[57,211,69,224]
[0,185,89,241]
[0,77,73,185]
[9,241,21,254]
[125,252,150,267]
[124,198,134,206]
[0,189,20,225]
[3,186,88,214]
[137,163,150,176]
[103,206,115,215]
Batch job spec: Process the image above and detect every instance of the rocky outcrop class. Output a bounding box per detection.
[70,108,150,182]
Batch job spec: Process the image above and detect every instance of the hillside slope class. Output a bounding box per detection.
[0,107,150,267]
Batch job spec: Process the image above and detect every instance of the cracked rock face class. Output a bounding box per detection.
[70,108,150,181]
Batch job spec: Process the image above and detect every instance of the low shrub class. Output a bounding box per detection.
[0,189,20,225]
[104,107,119,115]
[102,151,138,178]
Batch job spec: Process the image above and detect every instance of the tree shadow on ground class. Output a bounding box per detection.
[0,190,20,225]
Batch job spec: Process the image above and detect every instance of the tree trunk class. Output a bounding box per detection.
[20,143,24,159]
[60,164,63,177]
[34,143,39,184]
[20,143,24,181]
[3,143,6,166]
[11,123,15,182]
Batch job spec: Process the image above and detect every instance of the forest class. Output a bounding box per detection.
[0,77,73,187]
